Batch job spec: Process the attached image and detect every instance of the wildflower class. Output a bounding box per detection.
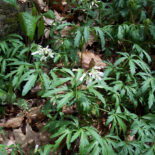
[88,67,104,81]
[79,73,86,81]
[34,144,39,153]
[90,0,101,9]
[78,66,104,84]
[32,45,54,61]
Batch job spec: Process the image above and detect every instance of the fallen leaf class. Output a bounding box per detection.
[43,16,54,26]
[34,0,48,12]
[0,116,24,128]
[54,10,64,21]
[18,0,27,3]
[44,28,50,39]
[78,51,107,69]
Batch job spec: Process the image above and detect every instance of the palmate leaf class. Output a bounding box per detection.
[57,92,74,110]
[91,144,100,155]
[71,130,81,143]
[53,132,68,152]
[117,25,124,40]
[79,130,89,155]
[94,27,105,51]
[133,44,151,63]
[133,59,150,73]
[42,86,68,97]
[40,72,51,90]
[22,73,38,96]
[86,141,99,155]
[74,29,82,47]
[15,69,35,89]
[129,60,136,75]
[149,25,155,40]
[88,88,105,105]
[78,93,91,112]
[84,26,90,43]
[148,90,154,109]
[18,12,40,41]
[51,77,72,88]
[66,131,72,149]
[85,127,104,149]
[114,57,127,66]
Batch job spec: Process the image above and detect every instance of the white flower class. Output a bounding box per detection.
[34,144,39,153]
[72,69,78,71]
[40,55,47,61]
[87,66,104,82]
[32,45,54,61]
[86,77,92,85]
[31,51,41,55]
[79,73,86,81]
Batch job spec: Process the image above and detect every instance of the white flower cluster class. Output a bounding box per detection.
[74,66,104,85]
[87,66,104,84]
[90,0,101,9]
[32,45,54,61]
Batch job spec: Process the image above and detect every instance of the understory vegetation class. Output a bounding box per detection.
[0,0,155,154]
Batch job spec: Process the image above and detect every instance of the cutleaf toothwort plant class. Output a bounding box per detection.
[1,0,155,154]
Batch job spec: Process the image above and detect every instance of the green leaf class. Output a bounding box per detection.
[71,130,81,143]
[79,131,89,155]
[53,133,67,152]
[149,25,155,40]
[74,30,82,47]
[84,26,90,43]
[61,68,75,77]
[51,77,71,88]
[66,131,72,150]
[116,117,127,134]
[94,27,105,51]
[56,22,73,30]
[86,127,104,148]
[89,88,105,104]
[148,90,154,109]
[57,92,74,109]
[91,144,100,155]
[43,10,55,19]
[3,0,17,8]
[114,57,126,66]
[1,60,6,74]
[18,12,39,41]
[129,60,136,75]
[40,72,51,90]
[38,16,45,39]
[22,73,38,96]
[43,86,68,97]
[39,144,53,155]
[117,25,124,40]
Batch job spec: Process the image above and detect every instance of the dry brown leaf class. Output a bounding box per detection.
[127,130,135,141]
[0,116,24,128]
[54,10,63,21]
[13,124,51,151]
[43,16,54,26]
[44,28,50,39]
[78,51,107,69]
[34,0,48,12]
[26,105,45,124]
[18,0,27,3]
